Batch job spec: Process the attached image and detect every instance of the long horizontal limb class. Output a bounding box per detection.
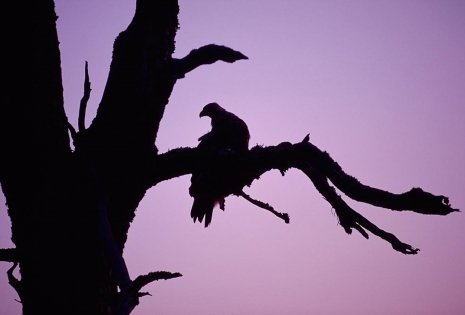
[146,139,457,254]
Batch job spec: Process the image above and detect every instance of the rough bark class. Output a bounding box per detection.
[0,0,458,314]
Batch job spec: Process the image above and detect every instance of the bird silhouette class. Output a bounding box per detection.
[189,103,250,227]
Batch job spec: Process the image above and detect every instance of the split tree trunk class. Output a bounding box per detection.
[1,1,182,314]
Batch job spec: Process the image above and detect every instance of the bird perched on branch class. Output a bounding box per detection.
[189,103,250,227]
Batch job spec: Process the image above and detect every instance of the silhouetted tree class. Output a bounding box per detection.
[0,1,457,315]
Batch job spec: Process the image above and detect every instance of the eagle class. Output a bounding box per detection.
[189,103,250,227]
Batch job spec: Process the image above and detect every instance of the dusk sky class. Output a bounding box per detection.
[1,1,465,314]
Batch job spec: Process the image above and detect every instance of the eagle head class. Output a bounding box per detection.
[199,102,225,118]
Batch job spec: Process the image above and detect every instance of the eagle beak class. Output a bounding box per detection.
[199,110,206,118]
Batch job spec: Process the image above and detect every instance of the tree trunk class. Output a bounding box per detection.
[1,0,181,314]
[2,1,249,313]
[0,1,457,314]
[2,0,110,313]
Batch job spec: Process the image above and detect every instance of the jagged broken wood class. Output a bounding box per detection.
[149,138,457,254]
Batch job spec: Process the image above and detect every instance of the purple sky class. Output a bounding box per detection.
[1,1,465,314]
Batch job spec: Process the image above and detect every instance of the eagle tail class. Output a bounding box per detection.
[191,197,215,228]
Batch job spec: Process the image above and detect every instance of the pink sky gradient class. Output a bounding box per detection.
[1,1,465,314]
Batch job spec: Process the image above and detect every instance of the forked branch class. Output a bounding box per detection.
[300,164,419,254]
[149,138,457,254]
[116,271,182,315]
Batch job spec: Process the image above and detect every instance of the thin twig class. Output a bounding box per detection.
[78,61,91,132]
[238,190,290,224]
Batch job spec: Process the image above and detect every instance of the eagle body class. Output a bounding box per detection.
[190,103,250,227]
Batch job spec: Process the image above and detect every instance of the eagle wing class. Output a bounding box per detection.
[189,108,249,227]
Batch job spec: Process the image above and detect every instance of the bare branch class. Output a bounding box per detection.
[78,61,91,132]
[148,147,197,184]
[132,271,183,292]
[237,190,290,224]
[300,165,419,254]
[174,44,248,78]
[67,121,78,143]
[147,139,457,254]
[151,141,457,215]
[115,271,182,315]
[7,262,23,301]
[295,141,458,215]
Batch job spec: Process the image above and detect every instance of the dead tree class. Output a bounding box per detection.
[0,1,457,314]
